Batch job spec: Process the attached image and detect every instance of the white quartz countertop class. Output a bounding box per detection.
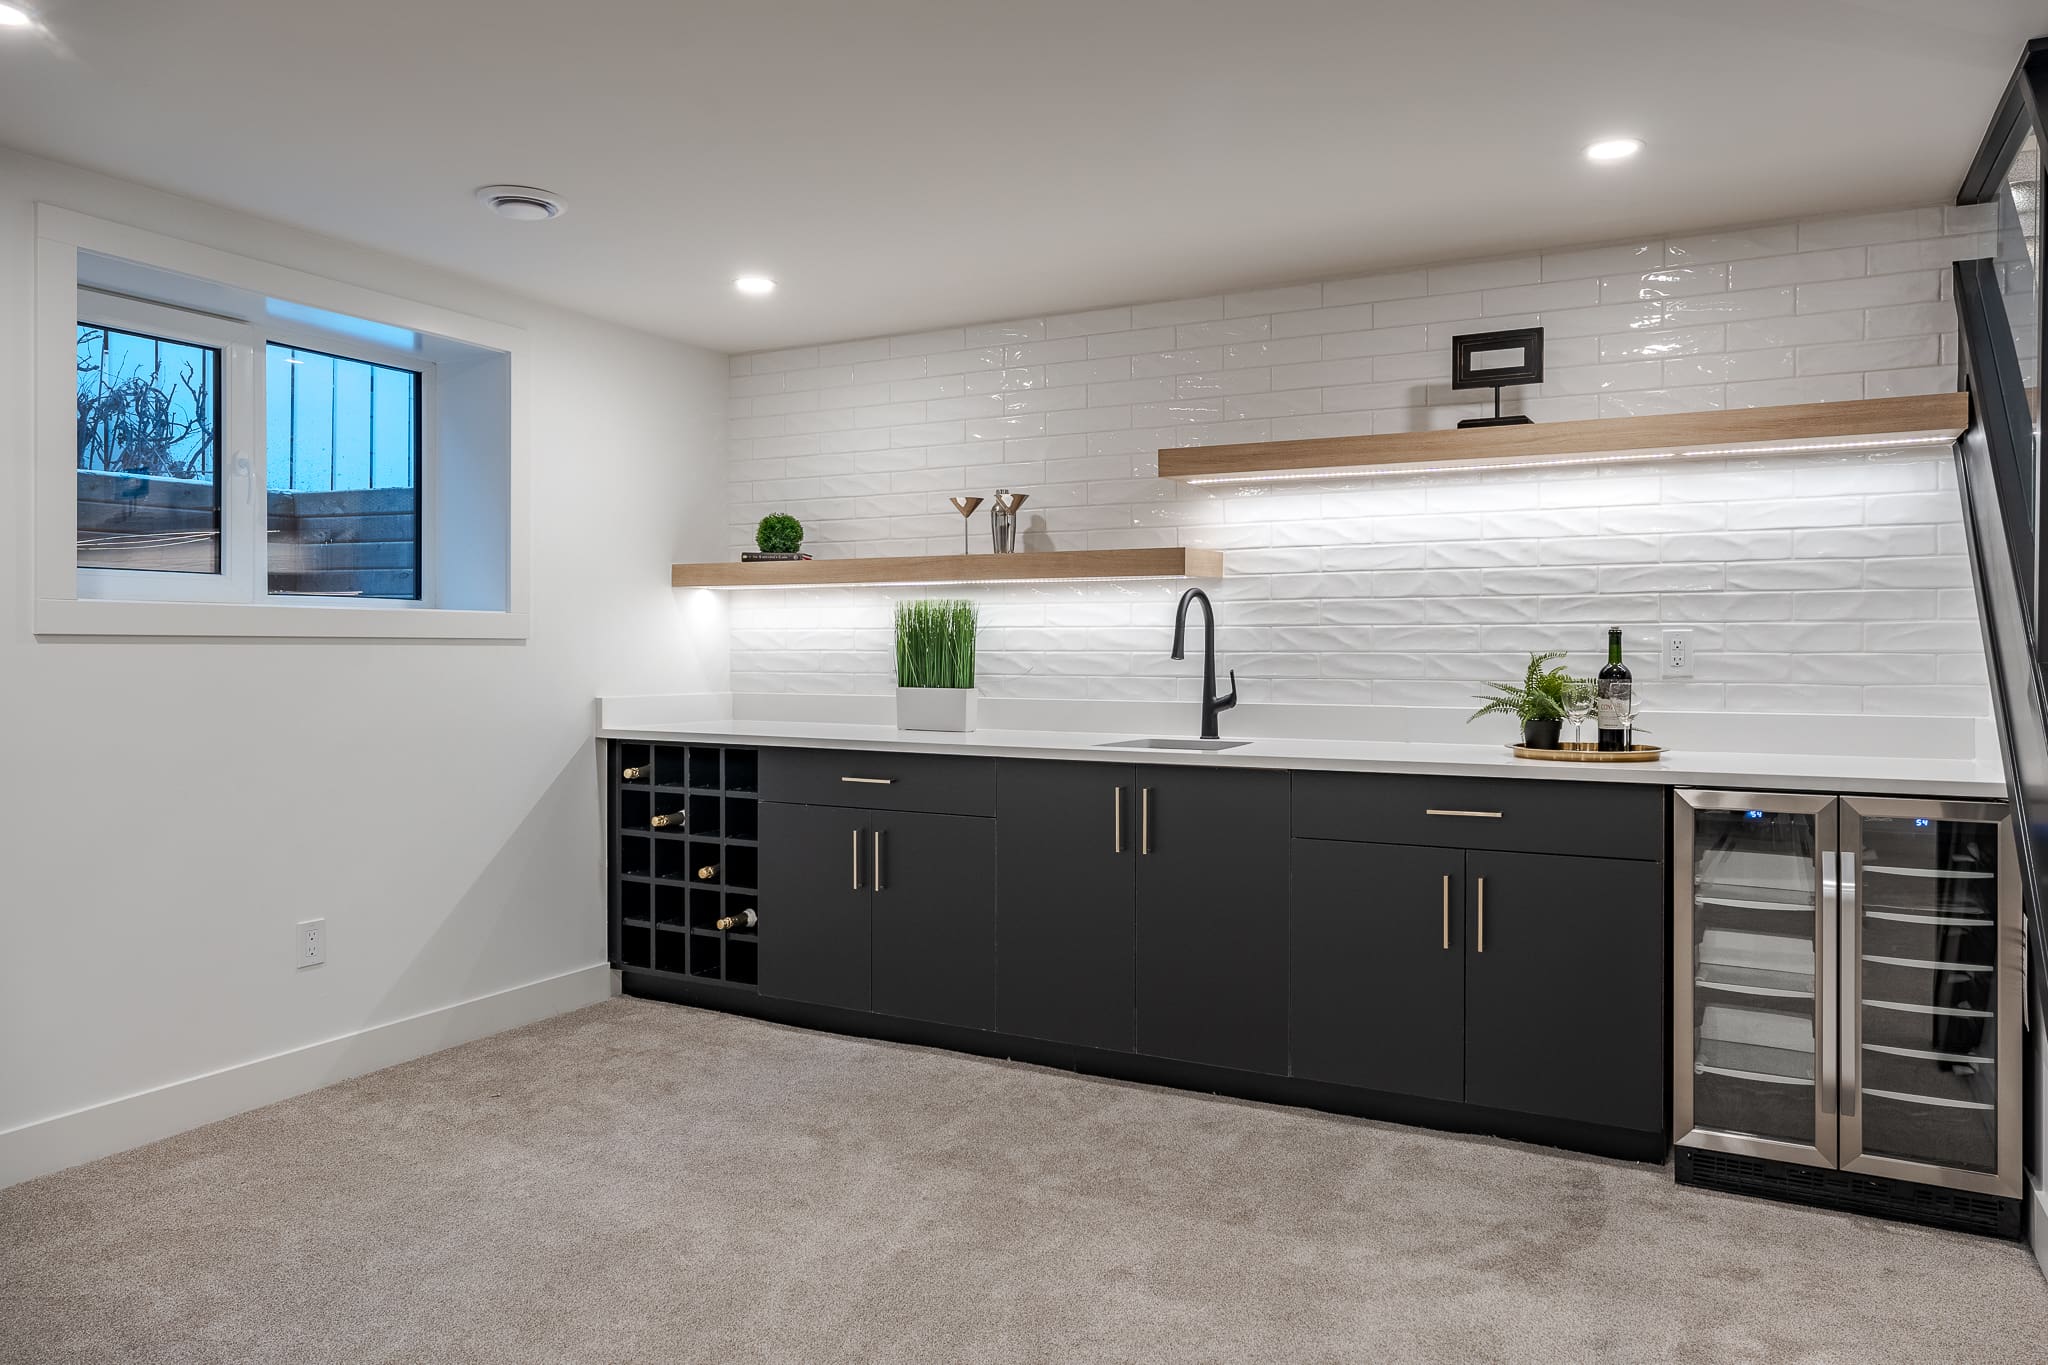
[595,719,2007,799]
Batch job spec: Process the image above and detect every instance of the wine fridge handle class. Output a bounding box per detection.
[1441,874,1450,951]
[874,829,884,892]
[852,828,861,890]
[1476,877,1485,953]
[1114,787,1123,854]
[1838,844,1858,1119]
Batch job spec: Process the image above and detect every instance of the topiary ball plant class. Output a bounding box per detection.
[755,512,804,555]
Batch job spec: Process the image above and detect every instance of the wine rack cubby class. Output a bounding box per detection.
[610,742,760,989]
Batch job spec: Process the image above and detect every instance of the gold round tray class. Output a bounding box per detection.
[1508,741,1664,763]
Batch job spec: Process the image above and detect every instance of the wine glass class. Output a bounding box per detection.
[1562,679,1597,750]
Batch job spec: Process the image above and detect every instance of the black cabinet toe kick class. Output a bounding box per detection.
[621,969,1669,1165]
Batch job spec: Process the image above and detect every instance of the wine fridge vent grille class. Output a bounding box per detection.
[1675,1148,2018,1239]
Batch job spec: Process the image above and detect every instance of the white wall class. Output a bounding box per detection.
[0,148,727,1184]
[722,205,1994,734]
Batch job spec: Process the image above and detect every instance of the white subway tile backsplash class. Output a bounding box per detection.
[1322,270,1431,306]
[1665,224,1801,265]
[1796,272,1941,313]
[1543,240,1664,280]
[724,203,1989,722]
[1426,256,1540,294]
[1795,336,1939,376]
[1864,366,1956,398]
[1796,208,1944,250]
[1601,264,1729,303]
[1226,284,1323,316]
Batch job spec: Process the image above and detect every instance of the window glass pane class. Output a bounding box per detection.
[266,344,420,600]
[1996,129,2040,496]
[75,323,222,574]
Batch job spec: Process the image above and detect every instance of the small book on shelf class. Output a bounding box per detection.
[740,552,814,562]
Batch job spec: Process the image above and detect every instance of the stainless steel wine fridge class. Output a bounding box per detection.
[1673,790,2024,1236]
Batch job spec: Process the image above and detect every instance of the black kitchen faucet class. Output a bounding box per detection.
[1171,587,1238,741]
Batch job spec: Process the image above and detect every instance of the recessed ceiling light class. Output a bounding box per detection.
[1584,137,1644,163]
[474,185,565,221]
[734,275,776,296]
[0,5,37,28]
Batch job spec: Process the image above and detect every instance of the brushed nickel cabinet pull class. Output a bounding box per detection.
[1426,808,1502,819]
[1441,875,1450,950]
[852,829,862,890]
[874,830,884,892]
[1477,877,1486,953]
[1140,788,1152,856]
[1114,787,1124,854]
[841,776,894,785]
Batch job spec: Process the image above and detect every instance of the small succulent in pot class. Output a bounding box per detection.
[755,512,804,555]
[1470,650,1575,749]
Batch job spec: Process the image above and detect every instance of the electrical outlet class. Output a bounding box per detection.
[298,918,325,969]
[1663,629,1694,678]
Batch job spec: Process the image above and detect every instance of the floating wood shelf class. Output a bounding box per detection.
[1156,393,1970,484]
[672,546,1225,590]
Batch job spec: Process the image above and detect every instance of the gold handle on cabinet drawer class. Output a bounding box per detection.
[841,776,894,785]
[1476,877,1486,953]
[852,829,862,890]
[874,830,884,892]
[1441,875,1450,950]
[1426,808,1502,819]
[1114,787,1123,854]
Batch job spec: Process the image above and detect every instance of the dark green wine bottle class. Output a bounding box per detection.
[1596,627,1632,752]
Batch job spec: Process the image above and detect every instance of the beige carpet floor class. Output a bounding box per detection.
[2,997,2044,1364]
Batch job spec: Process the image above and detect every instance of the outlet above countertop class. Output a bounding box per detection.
[594,719,2005,799]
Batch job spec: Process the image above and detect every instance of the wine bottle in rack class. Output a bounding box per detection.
[1596,626,1632,752]
[621,766,647,781]
[649,811,686,829]
[715,908,758,932]
[696,864,719,881]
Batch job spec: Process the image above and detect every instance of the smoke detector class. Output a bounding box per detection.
[475,185,565,221]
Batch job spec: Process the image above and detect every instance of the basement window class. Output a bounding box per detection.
[37,206,525,639]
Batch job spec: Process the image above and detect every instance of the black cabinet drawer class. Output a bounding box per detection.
[759,747,996,816]
[1293,771,1663,861]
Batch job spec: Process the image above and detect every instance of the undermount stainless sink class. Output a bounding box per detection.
[1096,737,1251,751]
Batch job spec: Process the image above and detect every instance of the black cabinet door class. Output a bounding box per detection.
[1289,839,1465,1101]
[758,802,872,1011]
[994,760,1136,1051]
[1463,849,1665,1132]
[871,811,997,1030]
[1134,765,1291,1074]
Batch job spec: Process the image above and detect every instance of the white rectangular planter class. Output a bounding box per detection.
[896,686,977,732]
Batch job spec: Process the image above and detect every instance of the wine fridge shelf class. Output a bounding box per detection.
[611,741,760,989]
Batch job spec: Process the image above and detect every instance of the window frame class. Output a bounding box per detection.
[259,326,438,607]
[74,289,260,605]
[34,204,526,640]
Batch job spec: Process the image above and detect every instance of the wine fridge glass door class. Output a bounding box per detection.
[1674,790,1839,1169]
[1839,798,2021,1198]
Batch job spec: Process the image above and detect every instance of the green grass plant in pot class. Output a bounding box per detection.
[895,598,979,732]
[1470,650,1574,749]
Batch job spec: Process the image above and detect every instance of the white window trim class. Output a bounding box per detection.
[35,204,528,640]
[74,291,260,605]
[255,323,441,610]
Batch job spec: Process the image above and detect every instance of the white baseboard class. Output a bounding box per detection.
[0,963,612,1190]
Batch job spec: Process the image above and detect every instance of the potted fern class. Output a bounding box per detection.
[895,598,979,732]
[1470,650,1573,749]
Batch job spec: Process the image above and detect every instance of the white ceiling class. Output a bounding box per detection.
[0,1,2040,354]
